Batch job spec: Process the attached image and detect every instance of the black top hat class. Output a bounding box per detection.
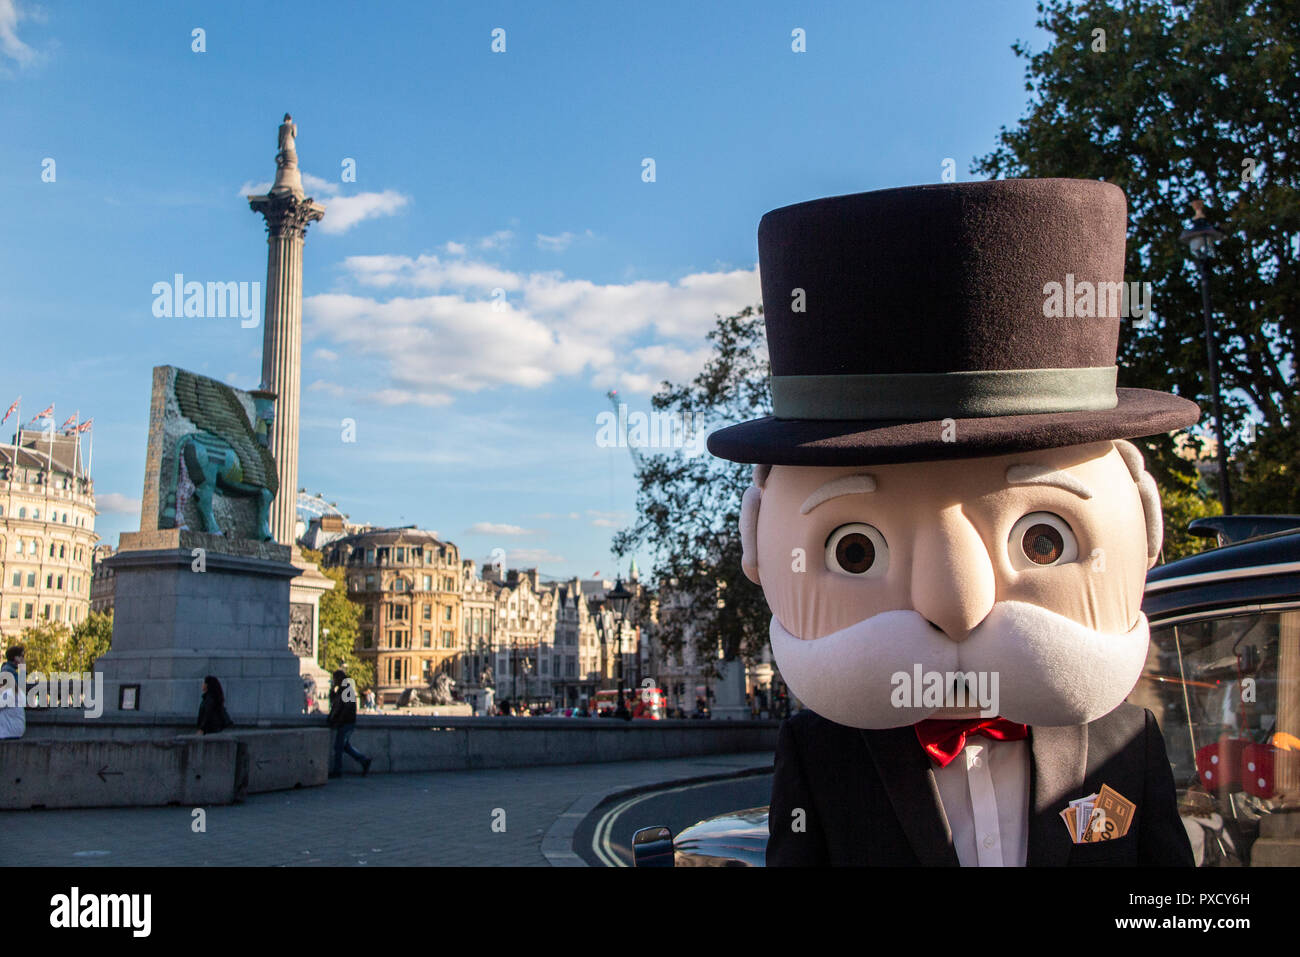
[707,179,1200,466]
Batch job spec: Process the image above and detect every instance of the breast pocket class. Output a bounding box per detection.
[1068,832,1137,867]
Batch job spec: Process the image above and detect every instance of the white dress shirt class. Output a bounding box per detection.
[933,737,1030,866]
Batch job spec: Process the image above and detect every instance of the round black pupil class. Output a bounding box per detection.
[1025,524,1063,564]
[837,534,875,573]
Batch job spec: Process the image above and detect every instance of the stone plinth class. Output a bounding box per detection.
[95,529,304,719]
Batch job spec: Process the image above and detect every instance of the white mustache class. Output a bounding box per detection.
[770,601,1149,729]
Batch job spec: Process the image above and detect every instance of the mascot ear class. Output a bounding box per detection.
[740,465,768,585]
[1114,440,1164,569]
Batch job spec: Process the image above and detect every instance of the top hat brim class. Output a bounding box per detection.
[706,388,1200,467]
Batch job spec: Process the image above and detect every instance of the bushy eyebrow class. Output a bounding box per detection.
[800,475,877,514]
[1005,464,1093,499]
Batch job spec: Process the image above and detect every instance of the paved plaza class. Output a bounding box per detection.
[11,751,773,867]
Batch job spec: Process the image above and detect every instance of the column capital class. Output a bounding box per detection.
[248,192,327,240]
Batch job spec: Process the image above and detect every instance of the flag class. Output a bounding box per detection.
[1,397,17,425]
[77,419,93,433]
[59,413,78,431]
[28,404,53,423]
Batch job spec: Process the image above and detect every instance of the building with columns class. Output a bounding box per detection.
[320,527,462,704]
[551,577,612,707]
[1,429,98,639]
[489,568,557,707]
[459,560,501,704]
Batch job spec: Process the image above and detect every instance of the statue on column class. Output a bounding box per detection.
[271,112,304,197]
[276,113,298,168]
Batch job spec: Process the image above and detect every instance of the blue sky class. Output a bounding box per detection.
[0,0,1049,578]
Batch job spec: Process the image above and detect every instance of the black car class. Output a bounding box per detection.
[634,516,1300,867]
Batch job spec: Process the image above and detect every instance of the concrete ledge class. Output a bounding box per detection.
[0,727,331,808]
[0,737,240,810]
[25,712,780,773]
[220,727,329,793]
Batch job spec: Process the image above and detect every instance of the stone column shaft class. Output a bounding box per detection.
[262,231,304,546]
[248,191,324,547]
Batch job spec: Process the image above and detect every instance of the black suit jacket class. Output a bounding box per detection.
[767,702,1194,866]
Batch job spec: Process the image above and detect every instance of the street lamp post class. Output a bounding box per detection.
[608,577,633,721]
[1179,199,1232,515]
[588,596,608,698]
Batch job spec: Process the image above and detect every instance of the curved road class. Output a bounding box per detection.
[574,772,773,867]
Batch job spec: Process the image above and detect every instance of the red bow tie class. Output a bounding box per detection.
[914,717,1029,768]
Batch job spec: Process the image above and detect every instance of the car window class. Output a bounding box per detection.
[1129,606,1300,867]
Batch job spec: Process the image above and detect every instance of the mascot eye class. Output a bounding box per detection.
[825,524,889,578]
[1008,512,1078,569]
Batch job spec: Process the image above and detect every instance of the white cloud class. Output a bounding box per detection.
[479,230,514,250]
[313,348,338,362]
[97,492,141,515]
[469,522,533,536]
[590,518,620,528]
[303,257,759,406]
[318,190,410,235]
[237,173,409,236]
[0,0,39,68]
[366,388,452,407]
[536,229,594,253]
[506,547,566,565]
[444,241,466,256]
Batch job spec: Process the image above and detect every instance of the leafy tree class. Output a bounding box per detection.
[14,612,113,674]
[18,619,72,673]
[301,548,374,692]
[1159,468,1224,560]
[67,611,113,673]
[613,306,773,670]
[975,0,1299,539]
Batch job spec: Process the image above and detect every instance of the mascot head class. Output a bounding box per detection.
[708,180,1199,729]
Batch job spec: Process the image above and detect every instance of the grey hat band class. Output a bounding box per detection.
[769,366,1119,420]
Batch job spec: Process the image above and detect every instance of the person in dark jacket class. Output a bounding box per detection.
[196,675,233,735]
[328,669,372,778]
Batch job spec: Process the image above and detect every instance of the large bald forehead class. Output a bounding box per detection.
[763,442,1123,504]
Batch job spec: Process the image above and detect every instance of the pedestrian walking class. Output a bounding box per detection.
[364,687,377,712]
[0,645,26,740]
[328,669,372,778]
[196,675,234,735]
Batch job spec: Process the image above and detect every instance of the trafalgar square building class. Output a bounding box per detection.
[1,419,98,639]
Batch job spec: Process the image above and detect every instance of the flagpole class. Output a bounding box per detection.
[46,403,54,515]
[2,398,16,524]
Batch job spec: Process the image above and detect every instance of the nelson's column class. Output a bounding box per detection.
[248,114,333,702]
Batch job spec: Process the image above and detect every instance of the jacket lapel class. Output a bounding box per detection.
[861,727,960,866]
[1027,723,1089,866]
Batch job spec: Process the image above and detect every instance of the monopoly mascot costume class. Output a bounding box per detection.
[708,180,1197,866]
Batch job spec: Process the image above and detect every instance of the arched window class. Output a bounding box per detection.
[18,507,26,519]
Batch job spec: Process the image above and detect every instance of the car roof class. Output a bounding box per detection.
[1143,526,1300,622]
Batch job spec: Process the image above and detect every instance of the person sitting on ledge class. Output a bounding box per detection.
[196,675,233,735]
